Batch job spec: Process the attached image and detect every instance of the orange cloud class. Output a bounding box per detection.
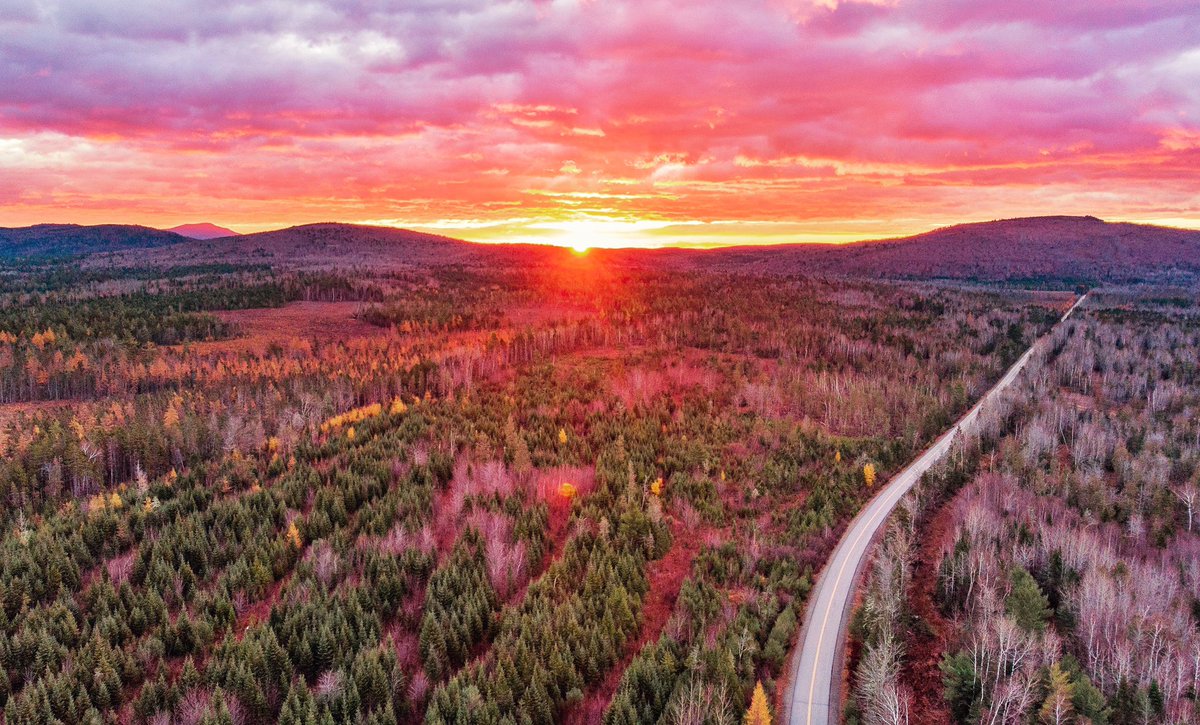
[0,0,1197,245]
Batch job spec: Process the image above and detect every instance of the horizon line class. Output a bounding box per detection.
[6,214,1200,252]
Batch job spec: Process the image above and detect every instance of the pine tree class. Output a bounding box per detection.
[1070,675,1109,723]
[50,673,74,717]
[1006,568,1051,632]
[508,424,532,475]
[744,680,771,725]
[201,688,235,725]
[492,668,515,713]
[602,691,638,725]
[179,656,202,691]
[524,673,553,725]
[1109,678,1147,725]
[419,616,447,681]
[280,687,304,725]
[940,650,980,722]
[171,609,198,655]
[355,650,389,711]
[764,605,797,667]
[1148,680,1165,717]
[316,625,336,674]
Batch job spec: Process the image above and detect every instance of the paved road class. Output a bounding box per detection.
[783,294,1087,725]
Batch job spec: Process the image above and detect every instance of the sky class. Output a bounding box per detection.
[1,0,1198,248]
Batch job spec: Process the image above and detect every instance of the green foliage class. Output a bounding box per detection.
[940,650,981,722]
[1005,567,1052,633]
[763,604,797,668]
[0,262,1061,723]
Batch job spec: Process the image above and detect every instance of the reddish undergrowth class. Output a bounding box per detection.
[901,498,956,725]
[234,571,294,639]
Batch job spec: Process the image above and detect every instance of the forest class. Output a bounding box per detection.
[845,288,1200,725]
[0,250,1070,724]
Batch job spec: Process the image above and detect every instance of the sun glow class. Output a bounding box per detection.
[528,218,698,250]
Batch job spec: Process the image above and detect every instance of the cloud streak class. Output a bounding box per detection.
[1,0,1198,245]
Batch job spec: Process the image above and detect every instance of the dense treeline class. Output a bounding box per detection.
[845,390,1021,725]
[860,293,1200,725]
[0,263,271,296]
[0,257,1063,723]
[0,273,382,345]
[941,303,1200,724]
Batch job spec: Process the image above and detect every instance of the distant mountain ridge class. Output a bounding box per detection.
[643,215,1200,284]
[157,222,508,267]
[800,215,1200,282]
[3,216,1199,284]
[0,223,188,260]
[166,223,238,240]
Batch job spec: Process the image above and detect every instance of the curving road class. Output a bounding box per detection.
[784,294,1087,725]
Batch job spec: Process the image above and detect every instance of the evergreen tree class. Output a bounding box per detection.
[1147,680,1165,717]
[1069,676,1109,724]
[420,616,448,681]
[281,680,319,725]
[1109,678,1148,725]
[940,650,981,722]
[200,688,236,725]
[179,656,202,691]
[524,675,553,725]
[171,609,198,655]
[1005,567,1051,633]
[764,605,797,669]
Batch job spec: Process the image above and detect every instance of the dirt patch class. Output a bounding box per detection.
[182,301,382,353]
[901,499,956,725]
[235,572,294,639]
[0,399,81,426]
[1059,388,1095,412]
[505,302,595,328]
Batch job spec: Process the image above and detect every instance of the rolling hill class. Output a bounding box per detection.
[133,222,571,268]
[5,216,1199,284]
[193,222,488,263]
[0,224,189,260]
[700,216,1200,283]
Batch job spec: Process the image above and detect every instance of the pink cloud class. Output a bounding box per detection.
[0,0,1197,241]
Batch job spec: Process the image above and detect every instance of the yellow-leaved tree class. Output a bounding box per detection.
[744,681,772,725]
[286,522,303,549]
[1039,661,1074,725]
[863,463,877,488]
[162,405,181,430]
